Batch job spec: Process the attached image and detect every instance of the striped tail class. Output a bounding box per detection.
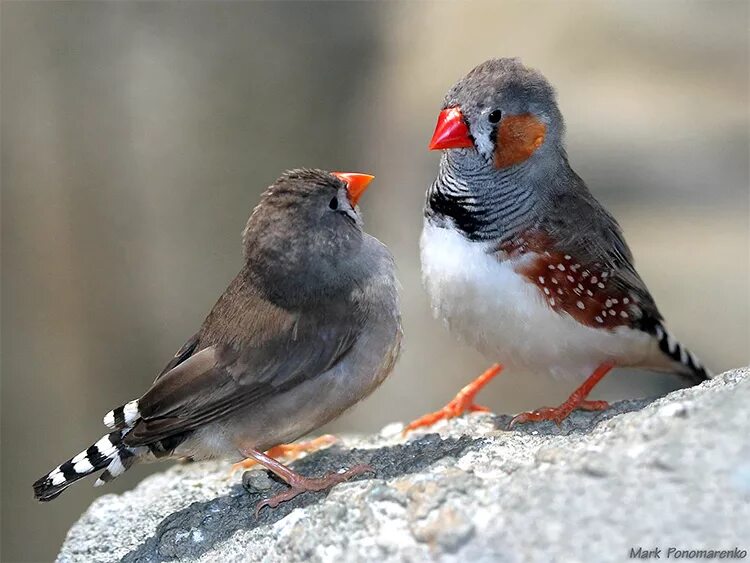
[654,323,712,385]
[34,399,144,502]
[102,399,140,430]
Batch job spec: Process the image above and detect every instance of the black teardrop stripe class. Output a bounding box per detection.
[425,161,534,242]
[426,186,489,239]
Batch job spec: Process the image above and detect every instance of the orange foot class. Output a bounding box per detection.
[508,362,615,428]
[508,399,610,427]
[229,434,337,478]
[403,364,503,434]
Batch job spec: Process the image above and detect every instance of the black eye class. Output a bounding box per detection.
[329,197,338,210]
[488,110,502,124]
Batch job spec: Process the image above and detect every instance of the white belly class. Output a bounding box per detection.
[420,222,656,379]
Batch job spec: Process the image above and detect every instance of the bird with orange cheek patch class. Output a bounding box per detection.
[405,58,711,432]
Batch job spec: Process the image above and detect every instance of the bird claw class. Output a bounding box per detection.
[507,399,610,429]
[508,407,566,428]
[508,363,615,430]
[254,463,374,518]
[577,399,610,412]
[254,488,295,518]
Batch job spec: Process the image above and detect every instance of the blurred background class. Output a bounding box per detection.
[2,1,748,561]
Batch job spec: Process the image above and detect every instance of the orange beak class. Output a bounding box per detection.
[332,172,375,206]
[428,107,473,150]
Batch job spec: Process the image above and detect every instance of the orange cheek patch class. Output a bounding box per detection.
[494,114,546,169]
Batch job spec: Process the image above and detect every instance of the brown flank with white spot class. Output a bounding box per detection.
[496,230,639,329]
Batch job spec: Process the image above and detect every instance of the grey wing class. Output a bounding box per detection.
[124,302,362,447]
[543,190,663,325]
[597,212,663,324]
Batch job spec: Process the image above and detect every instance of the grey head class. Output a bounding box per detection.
[242,168,375,306]
[430,58,566,173]
[426,58,603,242]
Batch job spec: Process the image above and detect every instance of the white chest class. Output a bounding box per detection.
[419,222,654,378]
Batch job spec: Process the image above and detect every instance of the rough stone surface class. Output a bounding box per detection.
[58,368,750,563]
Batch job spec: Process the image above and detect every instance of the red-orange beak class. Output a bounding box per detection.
[429,107,473,150]
[332,172,375,206]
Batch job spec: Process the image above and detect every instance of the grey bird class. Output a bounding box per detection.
[406,58,710,432]
[34,169,401,512]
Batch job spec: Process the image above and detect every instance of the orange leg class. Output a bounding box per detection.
[403,364,503,434]
[508,362,615,428]
[229,435,336,478]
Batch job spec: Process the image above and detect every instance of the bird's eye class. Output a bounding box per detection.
[329,197,339,210]
[488,110,502,124]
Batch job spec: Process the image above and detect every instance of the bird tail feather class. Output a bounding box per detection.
[653,323,712,385]
[102,399,141,430]
[34,401,146,502]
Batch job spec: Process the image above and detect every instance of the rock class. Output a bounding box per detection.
[57,368,750,563]
[242,469,274,492]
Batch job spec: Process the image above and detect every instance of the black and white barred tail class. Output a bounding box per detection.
[103,399,140,430]
[654,323,712,385]
[33,400,143,502]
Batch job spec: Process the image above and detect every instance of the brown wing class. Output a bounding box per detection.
[124,290,362,447]
[154,332,201,382]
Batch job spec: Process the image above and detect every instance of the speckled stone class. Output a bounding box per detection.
[57,368,749,563]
